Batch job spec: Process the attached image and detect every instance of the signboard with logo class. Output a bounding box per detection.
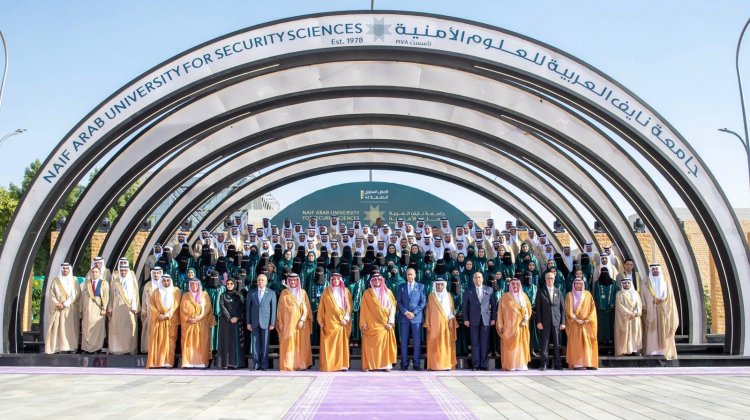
[271,182,470,227]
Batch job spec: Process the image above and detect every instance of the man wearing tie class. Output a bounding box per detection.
[462,272,497,370]
[397,268,427,370]
[246,274,277,370]
[536,272,566,370]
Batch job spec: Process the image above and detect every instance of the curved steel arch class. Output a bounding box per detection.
[2,12,744,353]
[134,150,563,279]
[52,88,695,341]
[102,126,595,265]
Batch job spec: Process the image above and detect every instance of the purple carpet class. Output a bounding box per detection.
[284,373,475,419]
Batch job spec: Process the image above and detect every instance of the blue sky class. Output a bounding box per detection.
[0,0,749,224]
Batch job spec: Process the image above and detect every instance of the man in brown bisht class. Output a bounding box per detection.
[147,274,181,368]
[44,262,80,354]
[496,277,532,371]
[180,278,215,368]
[615,276,642,356]
[360,273,397,372]
[424,278,457,371]
[140,267,162,353]
[564,277,598,369]
[108,259,140,355]
[277,273,313,371]
[641,264,678,360]
[317,273,352,372]
[80,266,109,353]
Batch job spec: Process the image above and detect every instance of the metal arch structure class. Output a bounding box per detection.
[133,151,563,278]
[0,12,747,354]
[101,125,596,266]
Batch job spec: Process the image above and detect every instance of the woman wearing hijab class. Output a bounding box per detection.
[278,249,295,274]
[146,274,181,368]
[515,243,537,275]
[498,252,515,280]
[347,268,366,347]
[360,273,397,372]
[218,277,245,369]
[565,277,599,369]
[424,279,458,371]
[271,244,284,266]
[450,270,470,357]
[205,270,225,352]
[594,267,619,347]
[542,259,566,296]
[460,259,478,286]
[474,247,489,277]
[80,266,109,354]
[384,244,400,268]
[175,244,195,291]
[317,273,353,371]
[497,278,532,371]
[300,251,318,296]
[158,247,180,281]
[309,266,329,347]
[180,278,216,368]
[276,273,313,371]
[577,254,595,290]
[522,271,540,356]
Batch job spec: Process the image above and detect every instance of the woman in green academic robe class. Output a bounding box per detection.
[473,247,489,278]
[515,243,538,275]
[205,270,226,352]
[309,266,329,348]
[593,267,619,346]
[450,271,470,357]
[301,251,318,296]
[347,267,366,346]
[498,252,515,280]
[384,244,400,268]
[542,259,567,297]
[522,271,540,355]
[277,249,294,274]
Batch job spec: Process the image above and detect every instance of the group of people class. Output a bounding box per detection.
[44,215,679,371]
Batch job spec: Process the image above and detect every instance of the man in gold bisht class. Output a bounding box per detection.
[140,267,162,354]
[45,262,80,354]
[317,273,352,372]
[147,274,181,368]
[108,259,139,355]
[615,276,642,356]
[641,264,678,360]
[564,277,598,369]
[277,273,313,371]
[496,277,532,371]
[424,278,457,371]
[360,273,397,372]
[180,278,215,368]
[80,266,109,353]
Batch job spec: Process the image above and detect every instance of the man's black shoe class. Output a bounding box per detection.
[554,366,565,370]
[540,365,547,371]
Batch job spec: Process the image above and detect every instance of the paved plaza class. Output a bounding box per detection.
[1,367,749,419]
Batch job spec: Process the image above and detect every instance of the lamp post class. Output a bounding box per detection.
[719,17,750,190]
[0,30,8,112]
[0,128,26,147]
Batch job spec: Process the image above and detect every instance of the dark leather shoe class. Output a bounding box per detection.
[540,365,547,371]
[554,366,565,370]
[471,367,477,371]
[413,366,421,371]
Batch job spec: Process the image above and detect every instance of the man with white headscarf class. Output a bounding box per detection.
[360,273,397,372]
[596,253,619,282]
[424,278,457,371]
[317,273,353,372]
[228,225,243,250]
[615,276,642,356]
[640,264,678,360]
[276,273,313,371]
[496,277,532,371]
[88,256,111,283]
[80,265,109,353]
[140,267,163,353]
[44,263,80,354]
[145,244,163,274]
[108,259,139,355]
[146,274,181,368]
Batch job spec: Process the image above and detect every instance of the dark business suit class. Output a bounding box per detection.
[246,287,277,369]
[535,285,565,369]
[397,281,426,369]
[461,284,497,369]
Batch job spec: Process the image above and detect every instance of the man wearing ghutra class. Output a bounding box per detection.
[180,278,215,368]
[140,267,162,353]
[360,273,397,372]
[276,273,313,371]
[640,264,678,360]
[497,277,532,371]
[615,276,642,356]
[147,274,181,368]
[80,265,109,353]
[108,259,139,355]
[565,276,598,369]
[317,273,353,371]
[424,278,457,371]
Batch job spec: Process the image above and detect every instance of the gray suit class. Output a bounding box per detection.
[246,288,277,369]
[461,284,497,369]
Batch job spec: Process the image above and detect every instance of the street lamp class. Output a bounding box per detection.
[0,30,7,112]
[0,128,26,147]
[719,17,750,190]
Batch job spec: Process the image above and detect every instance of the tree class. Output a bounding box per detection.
[0,187,19,245]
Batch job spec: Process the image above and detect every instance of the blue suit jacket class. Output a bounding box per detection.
[397,282,426,324]
[246,288,277,329]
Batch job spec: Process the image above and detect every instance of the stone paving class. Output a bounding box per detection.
[0,367,749,419]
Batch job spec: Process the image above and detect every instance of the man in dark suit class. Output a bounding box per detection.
[535,272,566,370]
[246,273,277,370]
[461,272,497,370]
[397,268,427,370]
